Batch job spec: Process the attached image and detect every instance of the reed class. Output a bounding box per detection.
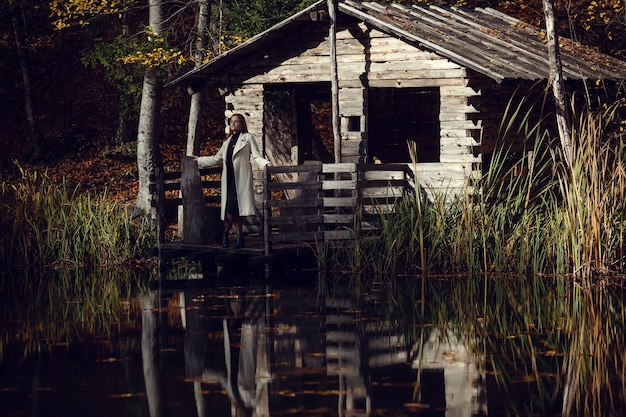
[332,94,626,283]
[0,164,156,269]
[0,267,147,359]
[337,269,624,416]
[553,100,626,283]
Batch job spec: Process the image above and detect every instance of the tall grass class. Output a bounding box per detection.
[331,95,626,284]
[330,270,626,417]
[0,266,148,359]
[0,165,156,268]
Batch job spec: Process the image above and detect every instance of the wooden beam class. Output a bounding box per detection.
[327,0,341,163]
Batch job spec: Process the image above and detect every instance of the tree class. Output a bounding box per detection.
[81,34,146,144]
[134,0,165,215]
[49,0,186,214]
[186,0,212,156]
[542,0,573,167]
[6,0,46,161]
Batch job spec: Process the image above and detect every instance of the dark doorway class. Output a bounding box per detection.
[369,88,441,163]
[264,83,334,165]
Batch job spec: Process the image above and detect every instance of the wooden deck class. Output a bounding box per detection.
[151,159,415,283]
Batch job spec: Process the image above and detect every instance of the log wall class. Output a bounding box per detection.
[221,17,482,198]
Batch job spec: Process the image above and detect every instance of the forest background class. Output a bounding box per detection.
[1,0,625,206]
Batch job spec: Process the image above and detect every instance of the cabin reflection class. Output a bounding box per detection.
[140,287,488,417]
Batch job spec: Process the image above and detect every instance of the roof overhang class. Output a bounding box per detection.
[167,0,626,91]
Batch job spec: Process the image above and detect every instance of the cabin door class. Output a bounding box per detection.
[264,83,334,165]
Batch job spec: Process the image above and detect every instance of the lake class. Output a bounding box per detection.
[1,268,624,416]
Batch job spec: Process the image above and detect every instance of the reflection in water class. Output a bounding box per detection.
[1,269,626,416]
[139,285,486,417]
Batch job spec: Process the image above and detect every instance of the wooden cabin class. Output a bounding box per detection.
[159,1,626,281]
[169,0,626,199]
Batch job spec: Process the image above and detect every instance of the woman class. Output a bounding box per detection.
[196,114,271,249]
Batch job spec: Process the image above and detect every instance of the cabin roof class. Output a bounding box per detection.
[168,0,626,87]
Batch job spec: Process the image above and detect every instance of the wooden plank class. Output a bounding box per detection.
[322,180,357,190]
[266,181,321,192]
[267,214,323,225]
[337,88,366,100]
[322,162,357,173]
[338,100,365,114]
[367,62,467,75]
[324,230,354,240]
[361,171,407,180]
[440,85,481,96]
[200,179,221,188]
[357,163,410,171]
[264,198,323,209]
[267,164,321,174]
[361,178,409,188]
[323,213,355,224]
[365,78,467,88]
[323,197,357,207]
[361,188,405,199]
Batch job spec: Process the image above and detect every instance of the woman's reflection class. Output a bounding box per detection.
[185,289,270,417]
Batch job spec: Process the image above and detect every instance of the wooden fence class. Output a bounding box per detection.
[263,162,415,254]
[152,160,416,256]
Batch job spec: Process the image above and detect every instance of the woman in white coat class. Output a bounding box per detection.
[196,114,270,249]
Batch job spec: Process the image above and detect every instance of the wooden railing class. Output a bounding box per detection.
[263,162,415,254]
[151,162,222,245]
[152,159,415,253]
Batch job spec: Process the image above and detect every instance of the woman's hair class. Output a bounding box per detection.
[228,113,249,137]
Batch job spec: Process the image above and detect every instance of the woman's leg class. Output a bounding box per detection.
[234,216,243,235]
[234,216,245,248]
[224,213,234,233]
[223,213,235,247]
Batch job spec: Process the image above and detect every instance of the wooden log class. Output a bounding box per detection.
[181,156,221,244]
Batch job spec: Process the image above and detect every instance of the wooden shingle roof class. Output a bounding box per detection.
[169,0,626,87]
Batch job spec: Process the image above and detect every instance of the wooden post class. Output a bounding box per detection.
[327,0,341,163]
[263,165,272,257]
[153,167,167,283]
[181,156,220,244]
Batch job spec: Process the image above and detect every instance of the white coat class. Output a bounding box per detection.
[197,133,270,220]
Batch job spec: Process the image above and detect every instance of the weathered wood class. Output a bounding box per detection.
[153,162,423,282]
[267,214,324,225]
[265,198,322,208]
[322,180,356,190]
[262,163,414,252]
[181,156,221,245]
[328,0,341,165]
[153,167,166,245]
[323,196,357,207]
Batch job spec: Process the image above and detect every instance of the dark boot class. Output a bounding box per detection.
[222,232,229,248]
[234,234,245,249]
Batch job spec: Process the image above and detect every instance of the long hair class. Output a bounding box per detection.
[227,113,249,139]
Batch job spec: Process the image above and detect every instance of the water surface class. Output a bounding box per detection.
[1,270,624,416]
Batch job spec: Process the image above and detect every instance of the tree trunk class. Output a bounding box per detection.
[11,4,45,162]
[543,0,573,167]
[140,293,162,417]
[134,0,164,215]
[114,101,135,144]
[186,0,212,156]
[180,0,213,236]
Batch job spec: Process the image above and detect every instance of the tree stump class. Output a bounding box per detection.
[181,156,221,244]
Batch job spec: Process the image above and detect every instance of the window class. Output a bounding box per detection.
[368,88,440,163]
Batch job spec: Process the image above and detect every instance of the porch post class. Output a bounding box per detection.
[327,0,341,163]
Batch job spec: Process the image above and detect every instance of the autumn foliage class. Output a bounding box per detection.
[0,0,624,202]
